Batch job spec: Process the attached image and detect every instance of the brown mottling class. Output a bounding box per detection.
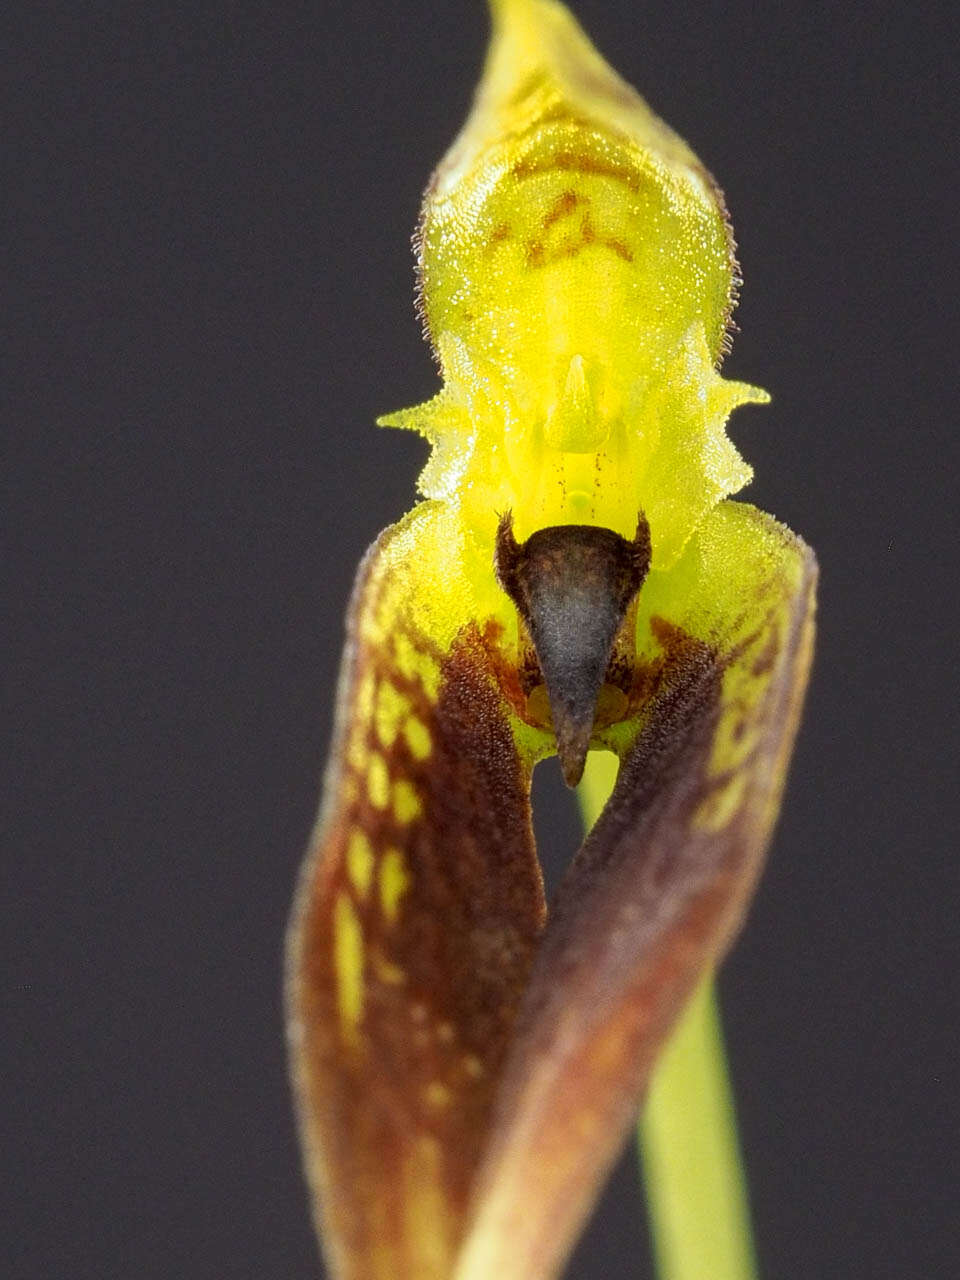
[751,628,780,677]
[461,537,817,1280]
[477,615,529,719]
[526,240,546,268]
[486,222,513,252]
[512,147,642,193]
[288,586,545,1275]
[523,211,635,269]
[542,189,579,229]
[604,236,634,263]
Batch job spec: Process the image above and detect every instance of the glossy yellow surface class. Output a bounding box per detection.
[382,0,767,574]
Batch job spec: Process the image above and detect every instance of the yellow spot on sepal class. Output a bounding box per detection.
[393,632,441,701]
[693,770,748,832]
[346,830,374,898]
[375,681,411,747]
[393,779,423,824]
[371,949,406,985]
[462,1054,485,1079]
[368,753,390,809]
[403,715,432,761]
[380,847,411,921]
[347,732,368,773]
[356,671,376,724]
[402,1137,452,1275]
[333,893,365,1046]
[424,1081,452,1109]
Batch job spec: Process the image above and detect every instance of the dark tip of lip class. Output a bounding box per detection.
[494,512,651,788]
[557,726,591,788]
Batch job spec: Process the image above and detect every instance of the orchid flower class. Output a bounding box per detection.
[286,2,816,1277]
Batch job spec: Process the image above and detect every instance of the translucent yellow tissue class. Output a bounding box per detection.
[381,0,768,565]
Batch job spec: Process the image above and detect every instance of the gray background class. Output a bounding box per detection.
[6,1,957,1277]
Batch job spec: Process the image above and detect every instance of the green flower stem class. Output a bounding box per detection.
[576,751,758,1280]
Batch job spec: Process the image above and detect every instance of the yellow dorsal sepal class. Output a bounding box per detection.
[381,0,767,568]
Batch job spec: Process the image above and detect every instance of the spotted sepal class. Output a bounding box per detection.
[286,520,546,1280]
[453,502,817,1280]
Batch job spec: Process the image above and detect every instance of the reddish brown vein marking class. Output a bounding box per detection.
[485,221,514,255]
[601,233,633,262]
[512,148,642,193]
[486,188,635,267]
[526,213,634,268]
[542,189,580,228]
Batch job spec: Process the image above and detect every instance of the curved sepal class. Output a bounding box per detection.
[453,502,817,1280]
[286,519,546,1279]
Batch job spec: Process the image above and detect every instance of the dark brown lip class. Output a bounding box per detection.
[494,512,651,786]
